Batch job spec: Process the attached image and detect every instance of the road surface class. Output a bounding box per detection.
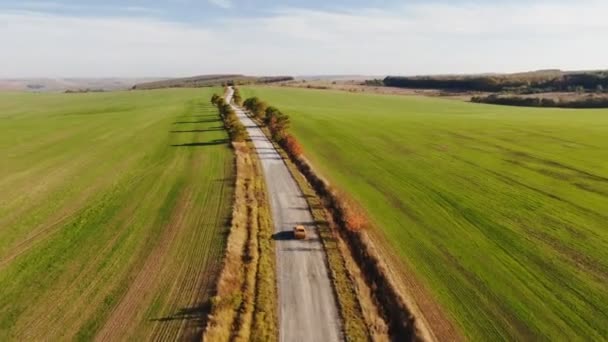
[226,88,342,342]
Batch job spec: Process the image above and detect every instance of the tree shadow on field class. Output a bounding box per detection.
[171,139,228,147]
[150,303,211,323]
[180,113,219,119]
[173,118,220,124]
[150,302,211,340]
[169,128,224,133]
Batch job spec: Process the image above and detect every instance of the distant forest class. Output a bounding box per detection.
[471,94,608,109]
[383,70,608,94]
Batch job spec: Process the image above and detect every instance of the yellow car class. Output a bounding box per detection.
[293,225,307,240]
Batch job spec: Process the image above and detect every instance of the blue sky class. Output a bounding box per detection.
[0,0,413,20]
[1,0,606,77]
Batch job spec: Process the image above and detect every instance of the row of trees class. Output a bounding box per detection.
[471,94,608,108]
[242,95,367,232]
[211,93,247,142]
[243,97,268,120]
[242,98,367,233]
[243,96,302,157]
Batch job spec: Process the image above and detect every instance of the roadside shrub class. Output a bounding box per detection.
[211,93,249,143]
[233,87,243,106]
[344,207,367,231]
[244,97,269,119]
[264,106,281,124]
[280,134,303,157]
[211,93,220,105]
[231,124,247,142]
[265,108,290,140]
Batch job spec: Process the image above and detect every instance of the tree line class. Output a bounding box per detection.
[241,93,377,234]
[211,92,247,142]
[241,94,371,235]
[471,94,608,108]
[384,71,608,93]
[242,96,302,157]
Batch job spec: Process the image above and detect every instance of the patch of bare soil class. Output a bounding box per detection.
[278,80,477,100]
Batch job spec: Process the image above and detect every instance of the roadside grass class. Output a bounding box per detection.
[0,89,234,340]
[241,87,608,340]
[204,139,278,342]
[250,155,278,342]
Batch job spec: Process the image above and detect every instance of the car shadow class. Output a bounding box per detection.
[272,231,294,240]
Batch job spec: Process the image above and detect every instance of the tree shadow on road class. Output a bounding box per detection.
[282,247,323,252]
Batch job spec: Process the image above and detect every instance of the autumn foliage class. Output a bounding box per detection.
[341,200,367,231]
[280,134,303,157]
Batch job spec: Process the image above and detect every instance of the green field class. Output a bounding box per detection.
[0,89,234,340]
[243,87,608,340]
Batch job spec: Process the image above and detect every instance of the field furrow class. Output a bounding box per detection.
[0,89,234,340]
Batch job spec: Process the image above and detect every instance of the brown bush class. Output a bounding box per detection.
[281,134,303,157]
[342,202,367,231]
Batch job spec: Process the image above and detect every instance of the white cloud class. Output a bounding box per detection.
[208,0,232,9]
[1,1,607,78]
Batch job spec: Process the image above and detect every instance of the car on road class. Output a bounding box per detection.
[293,225,307,240]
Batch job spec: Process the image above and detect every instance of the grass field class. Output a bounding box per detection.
[0,89,234,340]
[242,87,608,340]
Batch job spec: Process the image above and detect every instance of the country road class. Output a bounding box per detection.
[226,88,342,342]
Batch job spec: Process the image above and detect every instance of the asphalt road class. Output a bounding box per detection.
[226,88,342,342]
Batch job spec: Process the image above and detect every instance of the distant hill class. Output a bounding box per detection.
[132,74,293,90]
[0,78,161,92]
[294,75,385,82]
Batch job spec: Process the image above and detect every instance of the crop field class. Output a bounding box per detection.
[242,87,608,340]
[0,89,234,340]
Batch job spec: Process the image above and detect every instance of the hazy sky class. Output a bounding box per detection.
[1,0,606,77]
